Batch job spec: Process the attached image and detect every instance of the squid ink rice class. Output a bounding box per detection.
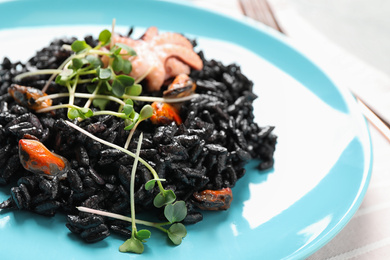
[0,33,277,243]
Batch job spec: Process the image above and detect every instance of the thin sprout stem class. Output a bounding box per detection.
[68,74,79,109]
[37,92,197,104]
[83,82,101,109]
[110,18,116,50]
[42,52,83,92]
[36,104,77,113]
[36,104,126,119]
[65,121,165,193]
[78,70,98,76]
[88,49,112,56]
[42,73,57,93]
[36,92,70,101]
[36,92,126,106]
[76,206,168,230]
[76,93,126,105]
[124,120,142,150]
[92,110,126,118]
[66,82,72,98]
[153,225,169,233]
[74,78,93,84]
[122,93,199,103]
[14,69,64,81]
[130,133,143,236]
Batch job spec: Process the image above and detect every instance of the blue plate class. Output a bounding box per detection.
[0,0,372,259]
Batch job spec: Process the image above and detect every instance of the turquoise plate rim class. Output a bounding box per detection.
[0,0,372,259]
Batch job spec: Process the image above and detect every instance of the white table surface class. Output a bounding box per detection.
[188,0,390,259]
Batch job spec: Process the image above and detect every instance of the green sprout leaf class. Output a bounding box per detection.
[123,104,134,116]
[85,55,103,69]
[116,75,135,87]
[125,84,142,96]
[136,229,151,242]
[145,180,156,191]
[139,105,153,120]
[167,223,187,245]
[97,67,112,80]
[125,99,133,106]
[112,55,124,73]
[90,77,99,83]
[67,108,80,120]
[153,190,176,208]
[71,40,91,53]
[71,58,84,70]
[164,201,187,224]
[112,79,125,97]
[55,75,67,86]
[112,75,135,97]
[124,113,140,130]
[67,107,93,120]
[119,237,144,254]
[113,47,122,56]
[80,107,93,118]
[122,59,132,74]
[114,43,137,56]
[145,178,166,191]
[93,98,110,110]
[98,29,111,46]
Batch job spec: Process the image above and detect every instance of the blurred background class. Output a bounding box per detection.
[190,0,390,77]
[190,0,390,123]
[276,0,390,77]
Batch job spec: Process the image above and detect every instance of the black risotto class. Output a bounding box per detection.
[0,35,277,243]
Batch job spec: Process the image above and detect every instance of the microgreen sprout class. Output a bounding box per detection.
[120,132,146,254]
[15,25,146,126]
[67,121,188,253]
[123,104,153,149]
[66,120,180,207]
[15,25,197,133]
[77,204,187,246]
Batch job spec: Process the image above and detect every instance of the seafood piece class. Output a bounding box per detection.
[155,44,202,71]
[149,74,195,125]
[130,46,166,91]
[8,84,52,111]
[192,187,233,210]
[140,26,159,41]
[163,74,196,112]
[18,139,69,176]
[110,27,203,92]
[150,102,182,125]
[163,74,196,98]
[165,57,190,80]
[150,32,194,49]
